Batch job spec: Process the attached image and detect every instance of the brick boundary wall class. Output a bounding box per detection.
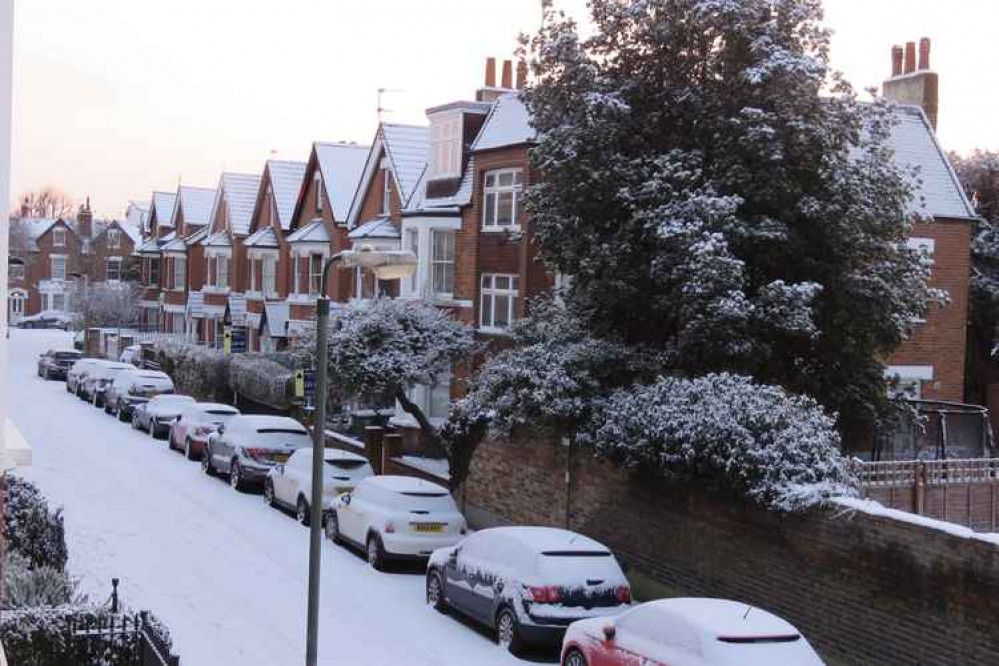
[462,438,999,665]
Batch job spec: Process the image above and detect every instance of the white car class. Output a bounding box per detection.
[119,344,143,366]
[265,448,373,525]
[132,394,196,438]
[560,598,825,666]
[325,475,466,570]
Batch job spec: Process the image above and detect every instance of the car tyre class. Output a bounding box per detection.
[230,460,245,492]
[563,648,588,666]
[296,496,311,526]
[118,406,128,423]
[43,368,50,381]
[131,412,141,430]
[366,534,384,571]
[185,438,196,461]
[496,608,524,656]
[325,511,341,544]
[264,480,277,508]
[426,571,447,613]
[202,448,216,477]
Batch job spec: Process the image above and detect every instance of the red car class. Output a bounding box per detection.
[168,402,240,460]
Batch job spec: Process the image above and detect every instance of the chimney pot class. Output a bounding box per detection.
[485,57,496,88]
[501,60,513,89]
[516,61,527,89]
[918,37,931,70]
[891,45,903,77]
[904,41,916,74]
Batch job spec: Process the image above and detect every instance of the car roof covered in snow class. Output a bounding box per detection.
[232,414,307,432]
[366,475,447,494]
[123,369,170,380]
[632,598,801,640]
[477,526,610,553]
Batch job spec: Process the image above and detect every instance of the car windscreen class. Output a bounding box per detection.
[397,491,456,512]
[537,550,624,585]
[325,459,367,470]
[250,430,311,448]
[54,352,81,360]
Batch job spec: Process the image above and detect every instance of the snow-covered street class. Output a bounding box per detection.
[7,329,547,666]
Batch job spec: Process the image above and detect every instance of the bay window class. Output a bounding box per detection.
[173,256,186,289]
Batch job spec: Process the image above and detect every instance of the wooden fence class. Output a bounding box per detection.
[858,458,999,531]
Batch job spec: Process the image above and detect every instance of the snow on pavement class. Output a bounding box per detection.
[7,330,547,666]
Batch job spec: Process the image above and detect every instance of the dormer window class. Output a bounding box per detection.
[52,227,66,247]
[429,112,462,179]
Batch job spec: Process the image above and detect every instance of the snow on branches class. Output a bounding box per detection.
[590,373,857,512]
[68,280,141,331]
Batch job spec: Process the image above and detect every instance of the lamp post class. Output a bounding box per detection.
[305,246,416,666]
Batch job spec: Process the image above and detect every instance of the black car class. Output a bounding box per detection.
[37,349,83,380]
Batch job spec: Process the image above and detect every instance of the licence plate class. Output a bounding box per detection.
[333,486,352,494]
[273,453,290,463]
[412,523,444,533]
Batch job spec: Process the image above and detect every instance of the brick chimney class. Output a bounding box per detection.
[76,196,93,239]
[19,197,29,219]
[883,37,939,130]
[476,57,519,103]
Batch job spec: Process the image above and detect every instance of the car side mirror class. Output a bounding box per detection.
[602,624,616,642]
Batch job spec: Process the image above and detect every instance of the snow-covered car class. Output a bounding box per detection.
[168,402,240,460]
[560,598,825,666]
[104,369,175,421]
[37,349,82,380]
[132,394,196,438]
[16,310,77,330]
[81,361,134,407]
[66,358,102,395]
[426,527,630,654]
[265,448,373,525]
[119,344,143,366]
[201,415,312,491]
[325,475,466,570]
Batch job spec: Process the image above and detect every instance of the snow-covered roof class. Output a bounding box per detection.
[173,185,217,228]
[889,105,977,221]
[268,160,308,230]
[286,219,330,244]
[11,217,67,250]
[150,191,177,229]
[315,142,370,222]
[116,219,142,245]
[407,157,474,212]
[261,301,290,338]
[215,172,262,236]
[161,235,187,253]
[366,475,447,494]
[185,226,210,246]
[635,598,802,640]
[348,217,399,240]
[138,237,161,254]
[382,124,429,204]
[245,226,280,248]
[471,94,535,153]
[201,231,232,247]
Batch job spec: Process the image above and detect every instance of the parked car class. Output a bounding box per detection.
[72,330,85,351]
[202,415,312,491]
[16,310,76,330]
[105,369,175,421]
[119,344,143,366]
[560,598,825,666]
[132,394,196,438]
[81,362,134,407]
[168,402,240,460]
[326,475,466,570]
[66,358,104,396]
[265,448,373,525]
[426,527,630,654]
[37,349,82,380]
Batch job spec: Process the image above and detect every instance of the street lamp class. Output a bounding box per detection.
[305,245,416,666]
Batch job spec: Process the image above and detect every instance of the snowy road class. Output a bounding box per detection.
[7,330,550,666]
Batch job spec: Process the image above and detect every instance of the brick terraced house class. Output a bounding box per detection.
[159,185,216,337]
[137,191,177,330]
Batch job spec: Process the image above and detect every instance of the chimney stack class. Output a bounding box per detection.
[20,197,29,219]
[891,45,903,77]
[516,61,527,89]
[485,57,496,88]
[501,60,513,89]
[883,37,939,130]
[77,196,93,239]
[918,37,930,70]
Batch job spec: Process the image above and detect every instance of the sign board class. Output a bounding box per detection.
[230,327,247,354]
[293,369,317,399]
[187,291,204,318]
[294,370,304,398]
[303,370,316,397]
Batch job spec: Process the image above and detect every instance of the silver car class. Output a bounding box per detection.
[82,362,135,408]
[132,394,196,438]
[105,369,175,421]
[66,358,102,395]
[202,415,312,492]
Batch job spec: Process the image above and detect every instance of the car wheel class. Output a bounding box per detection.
[118,406,128,423]
[296,496,311,526]
[496,608,523,655]
[264,480,276,508]
[563,648,588,666]
[202,449,216,476]
[230,460,244,491]
[426,571,447,613]
[185,438,195,461]
[131,412,141,430]
[325,512,341,544]
[366,534,384,571]
[43,368,50,381]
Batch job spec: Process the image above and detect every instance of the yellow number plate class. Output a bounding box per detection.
[412,523,444,533]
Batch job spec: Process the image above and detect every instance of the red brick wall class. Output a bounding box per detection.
[887,220,972,402]
[463,438,999,666]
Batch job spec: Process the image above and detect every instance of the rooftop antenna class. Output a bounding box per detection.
[377,88,404,123]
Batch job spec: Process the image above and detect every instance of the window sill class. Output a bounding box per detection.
[202,286,231,295]
[478,326,514,337]
[287,294,316,305]
[480,226,521,233]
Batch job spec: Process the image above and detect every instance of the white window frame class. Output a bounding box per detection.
[9,259,24,280]
[107,228,120,249]
[248,257,258,292]
[482,168,524,231]
[216,256,228,289]
[52,227,66,248]
[431,230,454,298]
[309,253,324,296]
[52,293,66,312]
[405,229,419,293]
[106,257,122,282]
[381,169,392,215]
[174,256,186,291]
[480,274,519,332]
[50,255,67,281]
[262,255,277,297]
[429,113,462,179]
[314,172,324,214]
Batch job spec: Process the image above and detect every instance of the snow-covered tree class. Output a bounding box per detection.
[4,476,68,572]
[950,150,999,405]
[589,373,856,511]
[522,0,942,440]
[68,280,141,331]
[297,298,476,452]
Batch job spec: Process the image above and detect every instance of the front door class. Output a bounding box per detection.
[8,292,24,323]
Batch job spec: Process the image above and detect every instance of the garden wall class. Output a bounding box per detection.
[462,438,999,665]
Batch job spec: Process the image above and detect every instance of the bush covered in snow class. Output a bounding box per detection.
[228,353,297,410]
[589,373,857,511]
[3,552,86,610]
[4,475,68,572]
[152,340,229,401]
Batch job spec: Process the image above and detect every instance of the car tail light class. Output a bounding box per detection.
[384,521,396,534]
[616,586,631,603]
[529,586,561,604]
[195,426,212,436]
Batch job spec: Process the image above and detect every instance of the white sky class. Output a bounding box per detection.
[10,0,999,218]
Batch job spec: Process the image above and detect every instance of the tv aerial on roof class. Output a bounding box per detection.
[377,88,404,122]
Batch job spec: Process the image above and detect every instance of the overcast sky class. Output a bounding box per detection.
[10,0,999,218]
